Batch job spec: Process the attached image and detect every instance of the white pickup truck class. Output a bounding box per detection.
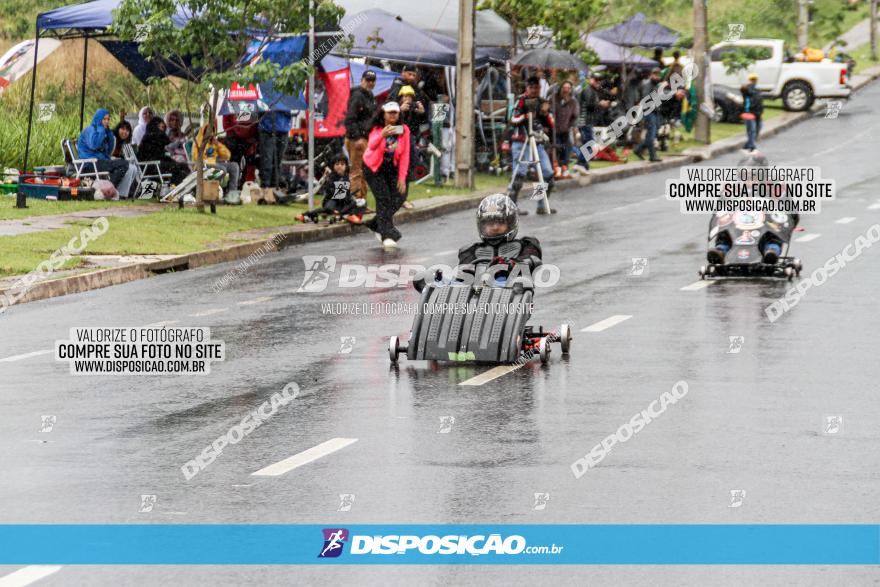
[709,39,851,111]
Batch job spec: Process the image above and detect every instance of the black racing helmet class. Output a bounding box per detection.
[477,194,518,244]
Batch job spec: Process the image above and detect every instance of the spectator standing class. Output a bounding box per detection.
[633,67,663,162]
[343,70,377,199]
[258,109,292,190]
[663,50,684,81]
[388,64,419,103]
[77,108,136,197]
[550,80,578,178]
[397,84,427,207]
[536,68,551,99]
[507,76,556,215]
[362,102,410,248]
[575,72,609,170]
[741,73,764,152]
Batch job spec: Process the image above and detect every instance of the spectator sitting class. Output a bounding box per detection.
[132,106,153,146]
[111,118,133,159]
[296,154,365,224]
[165,109,189,164]
[137,117,190,185]
[77,108,137,198]
[192,124,241,202]
[221,112,258,178]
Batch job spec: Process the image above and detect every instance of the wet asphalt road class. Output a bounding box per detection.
[1,82,879,585]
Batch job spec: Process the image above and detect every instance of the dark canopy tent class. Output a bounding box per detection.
[23,0,193,175]
[584,33,658,68]
[592,12,680,49]
[97,40,198,83]
[590,14,676,106]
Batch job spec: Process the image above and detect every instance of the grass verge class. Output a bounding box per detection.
[0,173,509,278]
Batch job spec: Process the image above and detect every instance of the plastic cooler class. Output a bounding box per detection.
[17,175,95,200]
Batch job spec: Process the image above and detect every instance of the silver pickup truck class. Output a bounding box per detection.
[709,39,851,111]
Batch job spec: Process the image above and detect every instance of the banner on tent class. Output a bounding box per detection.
[312,68,350,138]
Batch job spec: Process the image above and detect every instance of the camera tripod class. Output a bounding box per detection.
[506,112,551,211]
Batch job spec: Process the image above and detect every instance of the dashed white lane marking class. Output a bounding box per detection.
[251,438,359,477]
[581,314,632,332]
[410,257,430,263]
[868,202,880,210]
[681,280,716,291]
[795,233,822,243]
[435,250,457,256]
[0,566,63,587]
[143,320,179,328]
[459,365,523,386]
[0,350,53,363]
[835,217,856,224]
[641,196,659,203]
[238,297,273,306]
[190,308,229,317]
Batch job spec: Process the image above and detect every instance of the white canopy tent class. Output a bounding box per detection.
[333,0,513,48]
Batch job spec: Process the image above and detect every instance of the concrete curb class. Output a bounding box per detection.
[3,70,879,309]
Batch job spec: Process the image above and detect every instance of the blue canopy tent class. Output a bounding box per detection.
[217,41,399,116]
[220,36,311,114]
[22,0,194,179]
[321,54,397,94]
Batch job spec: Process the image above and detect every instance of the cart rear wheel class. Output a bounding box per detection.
[538,337,550,364]
[389,336,400,363]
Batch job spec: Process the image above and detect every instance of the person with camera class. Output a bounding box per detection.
[397,85,427,208]
[508,76,556,215]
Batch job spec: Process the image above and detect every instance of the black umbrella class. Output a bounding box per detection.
[510,48,589,72]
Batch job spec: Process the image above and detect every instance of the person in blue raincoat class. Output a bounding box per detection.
[77,108,137,197]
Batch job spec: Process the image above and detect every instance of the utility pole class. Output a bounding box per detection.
[307,0,315,211]
[871,0,878,61]
[797,0,809,49]
[454,0,475,189]
[693,0,710,144]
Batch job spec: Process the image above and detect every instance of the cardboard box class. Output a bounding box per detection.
[202,180,220,202]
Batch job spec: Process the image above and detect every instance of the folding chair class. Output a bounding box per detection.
[61,138,110,182]
[123,143,171,187]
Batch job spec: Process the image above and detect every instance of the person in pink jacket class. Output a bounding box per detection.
[362,101,410,248]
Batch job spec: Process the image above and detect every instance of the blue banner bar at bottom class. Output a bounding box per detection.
[0,525,877,565]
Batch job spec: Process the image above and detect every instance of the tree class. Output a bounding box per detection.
[112,0,343,210]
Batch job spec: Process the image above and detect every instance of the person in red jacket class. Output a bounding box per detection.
[362,101,410,248]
